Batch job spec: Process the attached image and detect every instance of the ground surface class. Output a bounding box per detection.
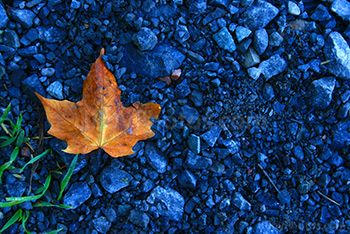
[0,0,350,233]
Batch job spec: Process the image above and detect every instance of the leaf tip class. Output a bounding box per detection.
[100,48,105,56]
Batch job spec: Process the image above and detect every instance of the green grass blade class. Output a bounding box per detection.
[45,228,63,234]
[0,147,19,182]
[0,208,22,233]
[0,174,52,207]
[16,130,25,147]
[0,104,11,124]
[20,149,51,173]
[57,154,78,201]
[0,136,10,140]
[21,210,32,234]
[33,201,71,209]
[0,137,16,148]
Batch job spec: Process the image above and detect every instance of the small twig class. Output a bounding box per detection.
[257,164,280,193]
[317,190,341,207]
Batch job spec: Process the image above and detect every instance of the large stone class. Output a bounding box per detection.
[132,27,158,51]
[144,143,168,173]
[120,43,185,78]
[254,29,268,55]
[11,9,36,28]
[242,0,279,30]
[37,26,67,43]
[254,221,282,234]
[213,27,236,52]
[63,182,92,209]
[332,119,350,150]
[100,167,133,194]
[308,77,335,109]
[0,4,9,29]
[186,151,212,170]
[259,54,287,80]
[147,186,184,221]
[325,32,350,80]
[331,0,350,21]
[200,125,222,147]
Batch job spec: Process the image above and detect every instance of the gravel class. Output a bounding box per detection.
[0,0,349,233]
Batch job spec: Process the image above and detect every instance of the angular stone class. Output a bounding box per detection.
[243,47,260,68]
[332,119,350,150]
[254,221,282,234]
[188,134,200,154]
[92,217,111,234]
[186,151,212,170]
[181,105,200,126]
[147,186,184,221]
[175,25,190,43]
[37,26,67,43]
[11,9,36,28]
[100,167,133,194]
[311,4,332,21]
[259,54,287,80]
[129,210,150,228]
[242,0,279,30]
[308,77,335,109]
[47,81,63,100]
[63,182,91,209]
[201,125,222,147]
[325,32,350,80]
[254,29,268,55]
[213,27,236,52]
[22,74,45,96]
[175,79,191,98]
[144,143,168,173]
[331,0,350,21]
[178,170,197,189]
[132,27,157,51]
[0,4,9,29]
[235,26,252,43]
[232,192,251,211]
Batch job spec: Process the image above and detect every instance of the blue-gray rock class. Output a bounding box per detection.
[288,1,301,15]
[178,170,197,189]
[186,151,212,169]
[100,167,133,193]
[337,101,350,119]
[248,67,262,80]
[4,29,20,48]
[63,182,91,209]
[277,189,291,205]
[175,25,190,43]
[91,183,103,197]
[316,173,331,187]
[8,86,21,98]
[129,210,150,228]
[47,81,64,100]
[254,221,282,234]
[235,26,252,43]
[132,27,158,51]
[175,79,191,98]
[120,43,185,78]
[213,27,236,52]
[263,83,275,101]
[41,68,55,77]
[332,119,350,150]
[203,7,226,25]
[144,143,167,173]
[0,4,9,29]
[188,134,200,154]
[190,90,203,107]
[11,9,36,28]
[209,0,230,7]
[141,179,155,193]
[70,0,81,9]
[331,0,350,21]
[92,217,111,234]
[22,74,45,96]
[18,46,38,57]
[325,32,350,80]
[232,192,251,211]
[259,54,287,80]
[243,47,260,68]
[311,4,332,21]
[37,26,67,43]
[221,139,241,154]
[269,32,283,47]
[308,77,335,109]
[147,186,184,221]
[201,125,222,147]
[242,0,279,30]
[5,176,26,197]
[181,105,200,125]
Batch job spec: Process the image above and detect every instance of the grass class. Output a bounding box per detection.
[0,103,78,233]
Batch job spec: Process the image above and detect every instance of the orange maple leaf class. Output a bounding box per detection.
[36,49,161,157]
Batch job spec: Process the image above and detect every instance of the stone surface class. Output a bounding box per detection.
[63,182,92,209]
[181,105,200,125]
[144,143,168,173]
[178,170,197,189]
[200,125,222,147]
[213,27,236,52]
[175,25,190,43]
[0,4,9,29]
[311,4,332,21]
[288,1,301,15]
[331,0,350,21]
[186,151,213,170]
[242,0,279,30]
[254,29,269,55]
[47,81,64,100]
[175,79,191,98]
[129,210,150,228]
[235,26,252,43]
[243,47,260,68]
[100,167,133,194]
[254,221,282,234]
[120,43,185,78]
[259,54,287,80]
[147,186,184,221]
[11,9,36,28]
[332,119,350,150]
[308,77,335,109]
[325,32,350,80]
[188,134,200,154]
[37,26,67,43]
[132,27,158,51]
[232,192,251,211]
[92,217,111,234]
